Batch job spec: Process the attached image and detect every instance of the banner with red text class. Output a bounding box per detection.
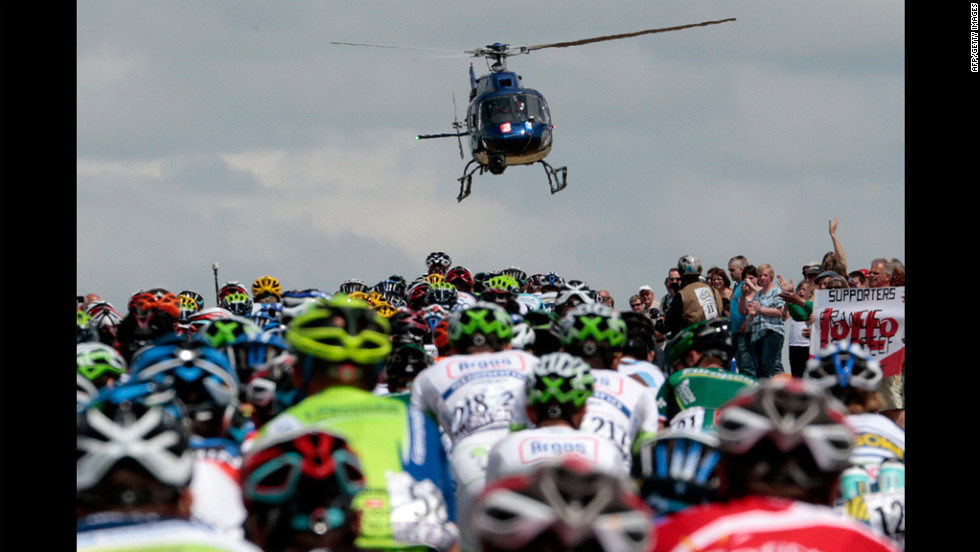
[810,286,905,377]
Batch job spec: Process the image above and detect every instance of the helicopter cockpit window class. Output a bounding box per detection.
[520,94,550,125]
[482,97,521,126]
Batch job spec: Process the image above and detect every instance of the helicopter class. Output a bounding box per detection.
[331,18,735,202]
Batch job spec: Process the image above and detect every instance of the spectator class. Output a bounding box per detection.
[869,257,905,429]
[706,266,732,316]
[850,269,870,288]
[868,258,892,288]
[638,284,660,314]
[741,263,786,380]
[729,257,756,377]
[663,255,724,338]
[628,294,645,314]
[597,289,615,307]
[786,280,813,378]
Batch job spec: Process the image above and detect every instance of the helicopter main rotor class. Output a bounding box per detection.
[331,17,736,73]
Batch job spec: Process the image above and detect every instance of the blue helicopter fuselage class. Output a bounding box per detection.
[467,69,554,168]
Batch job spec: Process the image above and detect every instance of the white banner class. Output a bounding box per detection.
[810,286,905,377]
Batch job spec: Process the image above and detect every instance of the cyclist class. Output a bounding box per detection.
[618,311,667,392]
[128,338,252,538]
[77,341,128,391]
[240,428,365,552]
[632,428,723,518]
[655,318,757,431]
[804,340,905,547]
[556,303,659,469]
[471,459,654,552]
[410,301,537,552]
[251,275,282,304]
[77,381,261,551]
[485,352,627,483]
[652,378,899,552]
[426,251,453,276]
[250,297,458,552]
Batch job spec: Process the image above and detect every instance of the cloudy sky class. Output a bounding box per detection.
[77,0,904,312]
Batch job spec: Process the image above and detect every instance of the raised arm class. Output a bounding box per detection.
[829,217,847,273]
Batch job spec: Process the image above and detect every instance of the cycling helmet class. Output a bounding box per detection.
[554,280,593,314]
[281,289,331,325]
[473,459,653,552]
[77,342,128,388]
[249,302,284,326]
[472,271,497,295]
[383,342,432,391]
[522,310,562,356]
[337,278,369,296]
[85,301,125,344]
[407,282,431,310]
[715,378,855,497]
[447,301,513,351]
[371,299,399,320]
[180,307,233,336]
[510,321,536,350]
[77,373,99,411]
[220,289,255,317]
[128,340,245,441]
[425,251,452,272]
[218,281,249,302]
[389,310,430,346]
[177,290,205,310]
[632,429,722,516]
[77,311,98,343]
[224,331,292,397]
[481,275,520,309]
[526,352,594,420]
[432,318,451,355]
[177,293,204,319]
[286,297,392,389]
[445,266,474,292]
[499,266,528,287]
[665,318,734,374]
[557,303,627,357]
[804,340,882,392]
[420,303,451,333]
[252,276,282,301]
[677,255,702,277]
[424,281,459,310]
[200,314,262,349]
[77,381,194,503]
[241,428,364,551]
[373,278,407,298]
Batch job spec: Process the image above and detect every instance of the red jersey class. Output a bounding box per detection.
[653,495,898,552]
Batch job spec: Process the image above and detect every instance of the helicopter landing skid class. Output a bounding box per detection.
[455,159,567,202]
[540,160,568,195]
[456,160,484,202]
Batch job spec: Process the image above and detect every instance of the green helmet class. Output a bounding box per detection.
[666,318,734,373]
[485,274,520,293]
[448,301,513,349]
[286,297,392,366]
[77,342,128,385]
[526,352,595,409]
[200,315,261,349]
[557,303,627,351]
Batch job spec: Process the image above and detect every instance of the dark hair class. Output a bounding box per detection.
[742,265,758,279]
[707,267,731,289]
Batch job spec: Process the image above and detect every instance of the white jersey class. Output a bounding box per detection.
[846,413,905,482]
[579,368,660,465]
[410,348,538,447]
[617,358,667,395]
[190,449,247,539]
[485,425,628,483]
[77,515,261,552]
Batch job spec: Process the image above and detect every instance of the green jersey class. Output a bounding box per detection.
[251,386,457,551]
[655,368,757,430]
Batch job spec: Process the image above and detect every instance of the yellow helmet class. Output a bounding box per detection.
[252,275,282,300]
[425,273,445,285]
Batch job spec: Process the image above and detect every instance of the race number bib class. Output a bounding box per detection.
[668,407,708,432]
[449,388,516,438]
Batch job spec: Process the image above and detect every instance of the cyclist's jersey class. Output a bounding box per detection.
[653,495,900,552]
[655,367,757,430]
[617,357,667,394]
[188,437,246,539]
[846,413,905,474]
[410,349,537,447]
[515,293,542,313]
[485,425,628,483]
[455,291,476,311]
[77,512,261,552]
[253,386,458,552]
[580,368,660,465]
